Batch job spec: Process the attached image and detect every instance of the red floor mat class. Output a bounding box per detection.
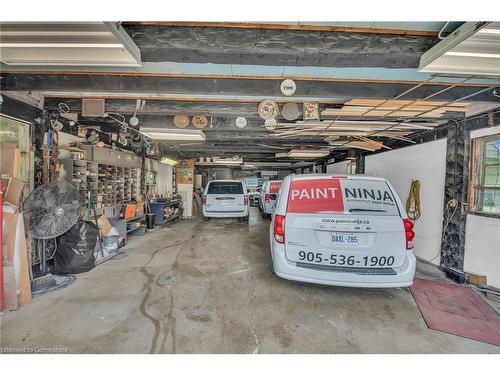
[410,278,500,346]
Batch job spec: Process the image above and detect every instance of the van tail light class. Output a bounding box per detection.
[265,193,270,203]
[274,215,285,244]
[202,195,207,205]
[403,219,415,250]
[244,195,249,206]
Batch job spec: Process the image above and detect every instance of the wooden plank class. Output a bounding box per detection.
[385,111,425,117]
[339,106,373,112]
[362,110,393,116]
[3,211,32,307]
[321,110,370,116]
[442,106,468,113]
[345,99,385,106]
[413,100,467,107]
[122,22,441,37]
[17,230,31,306]
[417,111,445,118]
[3,211,18,261]
[2,263,18,311]
[378,100,414,109]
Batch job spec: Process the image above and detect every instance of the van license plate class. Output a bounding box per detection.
[331,233,358,244]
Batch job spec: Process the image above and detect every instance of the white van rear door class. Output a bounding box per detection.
[284,177,407,268]
[205,181,245,212]
[267,181,282,212]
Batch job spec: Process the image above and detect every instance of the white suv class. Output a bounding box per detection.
[270,174,416,288]
[259,180,282,219]
[202,180,249,222]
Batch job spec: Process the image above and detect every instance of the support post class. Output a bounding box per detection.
[440,119,470,283]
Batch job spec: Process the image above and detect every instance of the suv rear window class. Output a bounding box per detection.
[287,178,399,215]
[207,182,244,195]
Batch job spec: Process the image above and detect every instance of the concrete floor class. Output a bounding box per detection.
[1,207,499,354]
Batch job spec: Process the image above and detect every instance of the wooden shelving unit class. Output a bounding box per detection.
[62,158,142,216]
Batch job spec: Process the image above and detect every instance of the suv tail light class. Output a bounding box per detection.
[244,195,249,206]
[202,195,207,205]
[403,219,415,250]
[274,215,285,244]
[265,193,270,203]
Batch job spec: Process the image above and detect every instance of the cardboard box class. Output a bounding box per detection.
[0,145,20,179]
[467,272,487,286]
[5,177,25,208]
[136,199,145,215]
[96,214,113,236]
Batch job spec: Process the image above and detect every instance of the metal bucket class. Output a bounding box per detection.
[102,235,119,252]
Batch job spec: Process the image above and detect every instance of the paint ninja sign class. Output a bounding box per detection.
[288,179,344,213]
[287,178,398,214]
[269,181,282,194]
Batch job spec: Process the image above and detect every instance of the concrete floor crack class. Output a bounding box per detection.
[242,257,260,354]
[138,237,190,354]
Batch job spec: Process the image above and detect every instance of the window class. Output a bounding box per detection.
[207,182,243,195]
[470,134,500,215]
[0,115,32,194]
[347,161,356,174]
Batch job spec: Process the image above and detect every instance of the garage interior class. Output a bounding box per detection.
[1,20,500,354]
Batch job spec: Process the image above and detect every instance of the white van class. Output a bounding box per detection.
[270,174,416,288]
[259,180,282,219]
[202,180,249,222]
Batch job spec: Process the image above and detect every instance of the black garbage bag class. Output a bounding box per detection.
[54,220,98,274]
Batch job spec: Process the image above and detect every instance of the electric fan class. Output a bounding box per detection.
[22,181,81,295]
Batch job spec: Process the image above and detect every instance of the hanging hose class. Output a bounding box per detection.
[406,179,421,222]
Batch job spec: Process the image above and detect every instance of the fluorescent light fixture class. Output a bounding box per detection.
[246,162,292,168]
[0,22,141,66]
[212,160,243,165]
[140,128,206,141]
[277,150,330,159]
[445,51,500,59]
[160,157,178,166]
[195,157,243,166]
[275,152,289,158]
[419,21,500,77]
[212,157,243,165]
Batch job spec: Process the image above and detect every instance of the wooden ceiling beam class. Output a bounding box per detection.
[3,74,495,102]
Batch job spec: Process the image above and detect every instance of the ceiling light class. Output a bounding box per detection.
[280,150,330,159]
[445,51,500,59]
[212,157,243,165]
[195,158,243,166]
[419,21,500,77]
[139,128,206,141]
[0,22,141,67]
[160,157,178,166]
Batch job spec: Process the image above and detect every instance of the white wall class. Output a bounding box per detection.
[327,160,350,174]
[464,214,500,288]
[365,139,447,264]
[157,163,173,198]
